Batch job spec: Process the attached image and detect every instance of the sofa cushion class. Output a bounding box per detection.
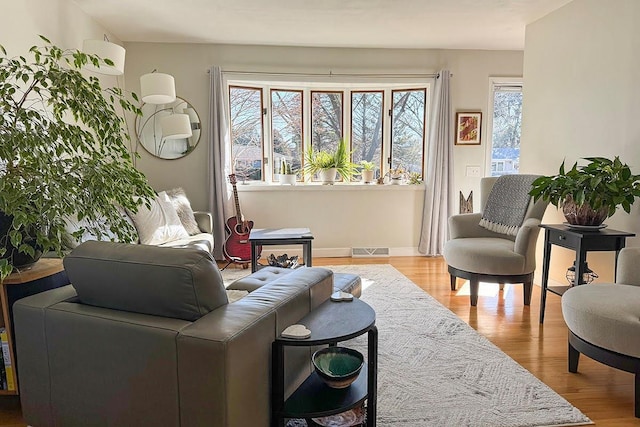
[64,241,228,321]
[165,188,201,235]
[128,191,190,245]
[159,233,214,253]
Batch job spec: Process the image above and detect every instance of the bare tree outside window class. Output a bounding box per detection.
[391,89,426,176]
[229,86,263,181]
[351,91,383,176]
[311,91,342,153]
[271,90,303,179]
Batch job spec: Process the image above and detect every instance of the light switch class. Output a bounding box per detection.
[466,166,481,177]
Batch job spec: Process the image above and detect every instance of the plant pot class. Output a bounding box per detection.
[279,174,297,185]
[318,168,337,185]
[0,211,43,270]
[390,177,402,185]
[562,196,609,226]
[361,170,375,184]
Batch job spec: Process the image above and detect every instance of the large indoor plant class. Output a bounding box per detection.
[303,138,359,184]
[0,36,154,280]
[529,156,640,226]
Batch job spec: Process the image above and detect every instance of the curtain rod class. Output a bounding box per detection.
[212,69,441,78]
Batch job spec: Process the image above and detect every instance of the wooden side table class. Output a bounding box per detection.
[538,224,635,324]
[1,258,68,394]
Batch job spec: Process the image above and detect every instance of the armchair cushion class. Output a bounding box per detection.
[64,241,228,321]
[443,237,525,275]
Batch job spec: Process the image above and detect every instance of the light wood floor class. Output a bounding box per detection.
[0,256,637,426]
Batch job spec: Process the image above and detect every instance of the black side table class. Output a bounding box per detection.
[539,224,635,323]
[249,228,314,273]
[271,298,377,426]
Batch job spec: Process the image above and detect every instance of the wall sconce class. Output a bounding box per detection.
[82,37,126,76]
[566,261,598,286]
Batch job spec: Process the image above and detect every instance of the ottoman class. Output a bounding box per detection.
[229,266,362,297]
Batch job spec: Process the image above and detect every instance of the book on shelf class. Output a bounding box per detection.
[0,345,6,390]
[0,328,15,391]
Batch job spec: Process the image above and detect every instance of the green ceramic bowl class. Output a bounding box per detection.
[312,347,364,389]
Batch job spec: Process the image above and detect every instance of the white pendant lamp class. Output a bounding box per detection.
[161,114,193,139]
[140,73,176,104]
[82,39,126,76]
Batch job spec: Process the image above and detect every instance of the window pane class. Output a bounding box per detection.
[229,86,263,181]
[391,89,426,176]
[490,89,522,176]
[271,90,302,180]
[351,91,383,177]
[311,91,342,154]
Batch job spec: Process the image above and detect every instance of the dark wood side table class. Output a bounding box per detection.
[539,224,635,324]
[272,298,377,427]
[249,228,314,273]
[1,258,69,394]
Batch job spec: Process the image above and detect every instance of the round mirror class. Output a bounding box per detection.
[135,97,201,159]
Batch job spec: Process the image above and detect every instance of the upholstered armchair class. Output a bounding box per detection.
[443,176,548,306]
[562,247,640,418]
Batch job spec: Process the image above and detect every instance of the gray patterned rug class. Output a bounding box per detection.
[222,265,592,427]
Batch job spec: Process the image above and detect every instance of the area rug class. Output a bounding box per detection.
[222,265,593,427]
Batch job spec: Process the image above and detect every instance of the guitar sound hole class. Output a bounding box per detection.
[234,224,249,235]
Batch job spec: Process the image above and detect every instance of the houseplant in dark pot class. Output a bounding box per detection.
[0,36,154,280]
[529,157,640,227]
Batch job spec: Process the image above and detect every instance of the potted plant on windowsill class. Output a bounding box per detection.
[303,138,359,184]
[278,159,297,185]
[0,36,155,280]
[385,166,408,185]
[529,157,640,227]
[359,160,377,184]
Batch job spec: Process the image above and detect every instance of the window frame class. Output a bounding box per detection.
[485,77,523,177]
[225,76,432,185]
[390,87,427,178]
[350,90,385,178]
[270,88,304,182]
[228,85,265,182]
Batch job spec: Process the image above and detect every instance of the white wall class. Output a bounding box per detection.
[124,43,523,254]
[521,0,640,283]
[0,0,120,62]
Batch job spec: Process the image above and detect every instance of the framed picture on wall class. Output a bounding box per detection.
[455,112,482,145]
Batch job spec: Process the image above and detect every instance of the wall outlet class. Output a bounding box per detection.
[466,166,481,177]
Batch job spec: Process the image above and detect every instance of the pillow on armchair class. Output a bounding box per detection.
[165,187,201,235]
[128,191,190,245]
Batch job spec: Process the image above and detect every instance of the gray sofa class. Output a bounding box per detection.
[14,241,359,427]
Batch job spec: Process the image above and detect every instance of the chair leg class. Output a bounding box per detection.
[523,280,533,306]
[450,274,457,291]
[470,278,479,306]
[568,341,580,373]
[635,369,639,418]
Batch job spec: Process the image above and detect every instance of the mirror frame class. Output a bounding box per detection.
[135,96,201,160]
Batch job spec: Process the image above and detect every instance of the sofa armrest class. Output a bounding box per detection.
[448,213,504,239]
[193,211,213,234]
[176,267,333,427]
[616,247,640,286]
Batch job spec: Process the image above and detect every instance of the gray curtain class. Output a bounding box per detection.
[208,66,232,260]
[418,70,453,256]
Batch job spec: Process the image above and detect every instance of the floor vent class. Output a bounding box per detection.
[351,247,390,257]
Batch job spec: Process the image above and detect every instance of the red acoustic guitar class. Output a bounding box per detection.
[223,174,261,265]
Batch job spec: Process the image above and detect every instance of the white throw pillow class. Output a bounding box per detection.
[129,191,190,245]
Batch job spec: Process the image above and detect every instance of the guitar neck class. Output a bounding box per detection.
[231,182,243,223]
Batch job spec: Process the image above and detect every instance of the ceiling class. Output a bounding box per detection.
[72,0,571,50]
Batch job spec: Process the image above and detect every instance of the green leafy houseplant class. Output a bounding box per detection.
[303,138,359,181]
[0,36,155,280]
[529,157,640,225]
